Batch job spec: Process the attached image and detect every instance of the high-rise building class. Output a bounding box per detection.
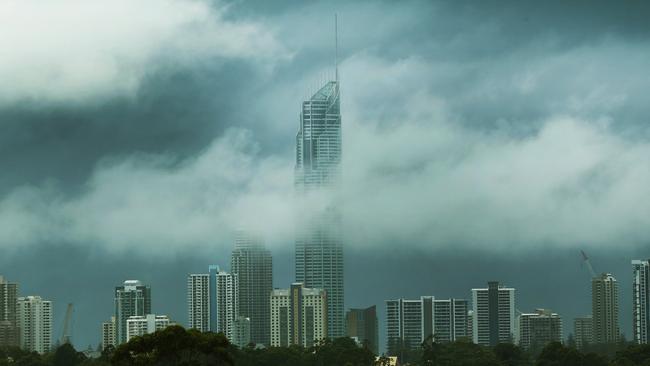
[231,231,273,346]
[188,266,239,339]
[294,69,344,338]
[574,316,593,351]
[386,297,469,356]
[232,316,251,348]
[592,273,619,344]
[517,309,562,350]
[126,314,171,342]
[16,296,52,354]
[467,310,474,341]
[216,270,238,340]
[187,273,211,332]
[209,265,219,331]
[346,305,379,354]
[0,276,19,348]
[386,298,426,356]
[434,299,470,343]
[633,260,650,344]
[115,280,151,345]
[102,316,116,351]
[270,283,327,347]
[471,281,516,346]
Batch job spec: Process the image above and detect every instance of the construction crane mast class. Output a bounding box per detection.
[61,303,74,345]
[580,250,597,278]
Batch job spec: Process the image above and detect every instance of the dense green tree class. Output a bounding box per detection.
[612,344,650,365]
[419,339,500,366]
[583,341,630,360]
[111,325,233,366]
[493,343,531,366]
[233,345,309,366]
[310,337,375,366]
[0,347,46,366]
[536,342,607,366]
[52,343,86,366]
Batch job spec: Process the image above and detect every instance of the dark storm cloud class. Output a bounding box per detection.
[0,61,267,194]
[1,0,650,258]
[2,0,650,350]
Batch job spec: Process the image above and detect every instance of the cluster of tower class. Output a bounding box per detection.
[186,231,273,347]
[101,280,171,350]
[0,276,52,354]
[385,282,560,361]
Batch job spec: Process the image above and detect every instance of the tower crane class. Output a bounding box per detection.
[61,303,74,345]
[580,250,597,278]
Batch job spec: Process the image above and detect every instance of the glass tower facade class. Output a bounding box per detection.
[231,231,273,346]
[114,280,151,344]
[0,276,19,348]
[295,79,344,338]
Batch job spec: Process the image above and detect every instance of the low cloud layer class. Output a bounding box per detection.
[2,113,649,254]
[1,0,650,255]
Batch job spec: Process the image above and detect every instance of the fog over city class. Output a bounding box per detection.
[1,0,650,351]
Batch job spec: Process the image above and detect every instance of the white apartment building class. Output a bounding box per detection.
[270,283,327,347]
[17,296,52,354]
[216,270,238,340]
[102,316,116,350]
[187,273,211,332]
[592,273,619,344]
[633,260,649,344]
[472,281,516,346]
[126,314,171,341]
[574,316,593,350]
[517,309,562,350]
[386,297,469,355]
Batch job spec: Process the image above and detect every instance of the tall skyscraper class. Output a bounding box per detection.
[574,316,593,351]
[270,283,327,347]
[114,280,151,345]
[126,314,171,342]
[633,260,649,344]
[188,265,239,339]
[592,273,619,344]
[517,309,562,351]
[16,296,52,354]
[216,270,238,340]
[187,273,211,332]
[294,72,344,338]
[294,20,344,338]
[102,316,116,351]
[471,281,516,346]
[231,231,273,346]
[386,297,469,356]
[0,276,19,348]
[346,305,379,354]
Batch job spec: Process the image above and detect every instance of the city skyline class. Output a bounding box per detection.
[2,0,650,359]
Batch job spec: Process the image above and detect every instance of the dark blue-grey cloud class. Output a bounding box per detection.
[1,0,650,352]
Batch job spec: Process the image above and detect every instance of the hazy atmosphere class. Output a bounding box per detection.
[2,0,650,354]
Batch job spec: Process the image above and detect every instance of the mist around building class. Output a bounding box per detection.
[4,1,650,366]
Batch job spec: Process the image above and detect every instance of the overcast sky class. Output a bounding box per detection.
[1,0,650,352]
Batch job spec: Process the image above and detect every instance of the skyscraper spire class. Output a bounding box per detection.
[294,17,344,337]
[335,13,339,83]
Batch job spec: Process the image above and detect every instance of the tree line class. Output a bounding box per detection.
[4,325,650,365]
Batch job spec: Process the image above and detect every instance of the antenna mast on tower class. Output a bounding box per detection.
[335,13,339,83]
